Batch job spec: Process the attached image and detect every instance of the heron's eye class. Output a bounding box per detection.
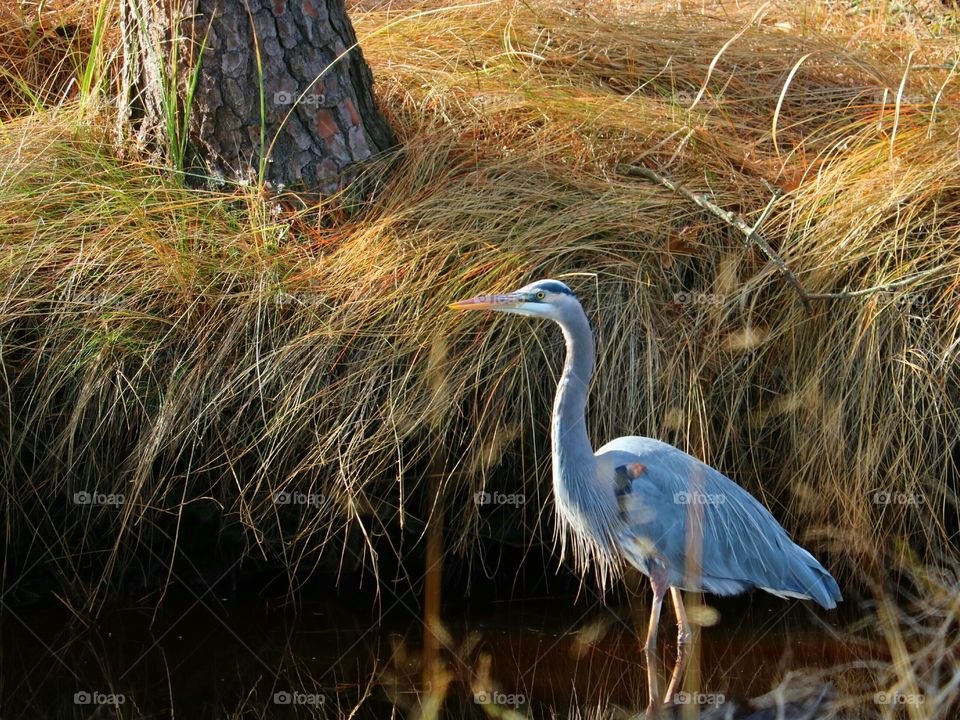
[536,291,546,300]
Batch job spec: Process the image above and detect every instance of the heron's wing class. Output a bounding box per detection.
[597,436,841,608]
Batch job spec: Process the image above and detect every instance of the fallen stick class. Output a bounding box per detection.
[620,163,814,312]
[624,163,944,309]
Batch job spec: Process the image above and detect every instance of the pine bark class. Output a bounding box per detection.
[119,0,396,195]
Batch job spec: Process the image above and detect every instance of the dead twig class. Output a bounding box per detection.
[620,164,944,310]
[804,266,943,300]
[620,163,813,312]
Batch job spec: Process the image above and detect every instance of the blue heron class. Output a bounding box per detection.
[450,279,841,711]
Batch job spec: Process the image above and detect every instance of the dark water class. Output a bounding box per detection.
[0,581,880,719]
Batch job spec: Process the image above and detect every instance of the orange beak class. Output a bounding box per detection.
[448,293,522,311]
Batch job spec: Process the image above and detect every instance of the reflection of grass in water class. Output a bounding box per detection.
[2,563,954,717]
[1,0,958,716]
[375,561,956,719]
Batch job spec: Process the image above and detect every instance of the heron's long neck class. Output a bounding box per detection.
[552,305,597,481]
[550,301,620,583]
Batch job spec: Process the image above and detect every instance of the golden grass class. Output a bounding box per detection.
[2,2,959,716]
[0,0,957,627]
[0,2,98,118]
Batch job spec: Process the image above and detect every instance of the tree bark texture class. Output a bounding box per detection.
[120,0,396,195]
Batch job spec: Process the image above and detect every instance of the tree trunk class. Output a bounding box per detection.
[119,0,396,195]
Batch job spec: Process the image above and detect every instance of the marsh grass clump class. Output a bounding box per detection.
[0,0,957,621]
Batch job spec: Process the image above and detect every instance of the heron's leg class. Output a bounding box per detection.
[670,586,692,645]
[644,574,668,717]
[664,588,692,704]
[643,583,665,652]
[664,644,690,706]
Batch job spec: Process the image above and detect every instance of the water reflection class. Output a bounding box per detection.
[1,584,879,719]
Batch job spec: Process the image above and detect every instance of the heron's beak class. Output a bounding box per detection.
[448,293,523,312]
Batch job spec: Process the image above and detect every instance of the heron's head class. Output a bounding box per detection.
[449,279,578,320]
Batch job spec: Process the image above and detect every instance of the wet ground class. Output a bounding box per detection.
[1,581,882,719]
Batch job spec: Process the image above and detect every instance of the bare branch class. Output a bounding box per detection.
[805,267,942,300]
[622,163,945,308]
[621,163,813,312]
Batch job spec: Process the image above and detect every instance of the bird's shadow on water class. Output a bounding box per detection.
[0,581,880,719]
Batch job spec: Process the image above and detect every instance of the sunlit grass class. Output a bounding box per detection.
[0,0,958,715]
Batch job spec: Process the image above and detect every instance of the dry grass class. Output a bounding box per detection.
[0,6,958,712]
[0,1,99,117]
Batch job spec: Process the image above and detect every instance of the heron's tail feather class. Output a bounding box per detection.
[781,546,842,609]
